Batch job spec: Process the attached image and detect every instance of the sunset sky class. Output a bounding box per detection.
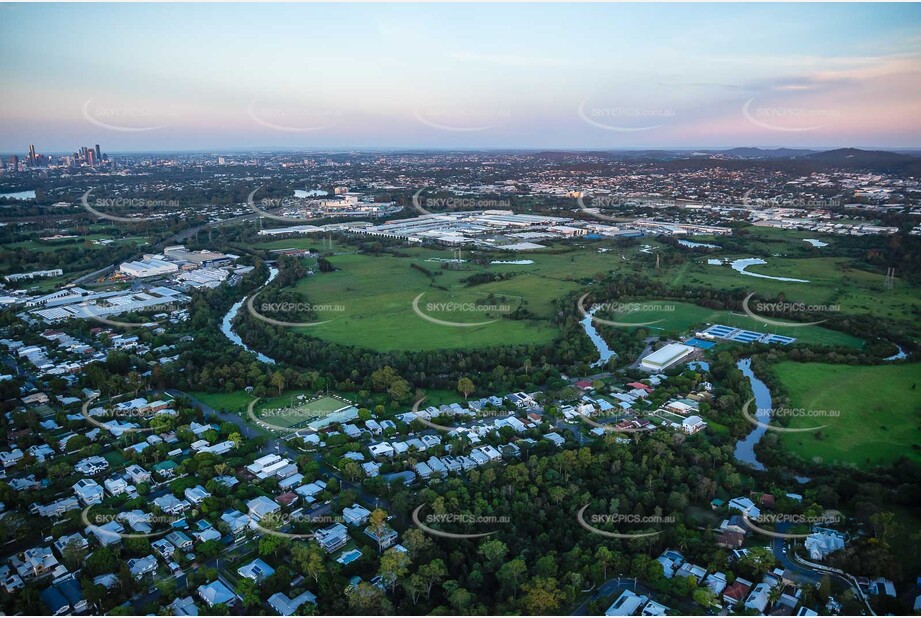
[2,2,920,152]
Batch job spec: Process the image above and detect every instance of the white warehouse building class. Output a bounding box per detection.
[119,258,179,278]
[639,343,694,372]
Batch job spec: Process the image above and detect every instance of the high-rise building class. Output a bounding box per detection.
[95,144,101,162]
[28,145,36,166]
[87,149,96,166]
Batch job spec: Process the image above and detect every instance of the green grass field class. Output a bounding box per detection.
[602,300,864,348]
[283,250,589,351]
[4,234,145,253]
[658,254,920,327]
[191,391,255,414]
[773,361,921,466]
[250,231,921,352]
[256,395,351,428]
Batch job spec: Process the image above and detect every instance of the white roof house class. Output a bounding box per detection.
[744,583,772,613]
[728,497,761,519]
[237,558,275,582]
[343,504,372,526]
[246,496,281,521]
[804,529,846,561]
[606,590,649,616]
[127,555,158,580]
[369,442,394,458]
[315,523,349,553]
[414,461,433,479]
[153,494,191,514]
[197,580,236,608]
[72,479,104,505]
[682,415,706,434]
[268,591,317,616]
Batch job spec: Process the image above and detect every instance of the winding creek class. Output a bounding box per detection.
[730,258,810,283]
[884,344,907,361]
[733,358,771,470]
[734,357,810,483]
[221,266,279,365]
[581,307,618,367]
[576,318,813,481]
[227,268,810,486]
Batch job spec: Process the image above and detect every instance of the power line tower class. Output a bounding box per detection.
[655,253,660,270]
[885,267,895,290]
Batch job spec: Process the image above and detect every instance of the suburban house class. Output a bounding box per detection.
[605,590,649,616]
[72,479,104,505]
[723,577,753,607]
[52,533,88,558]
[197,580,236,608]
[74,455,109,476]
[246,496,281,522]
[168,596,199,616]
[0,449,24,468]
[125,464,151,484]
[237,558,275,583]
[103,477,134,497]
[343,504,372,526]
[165,531,193,552]
[681,415,706,434]
[220,510,252,537]
[674,562,707,583]
[22,546,59,578]
[152,538,176,559]
[268,590,317,616]
[703,572,728,596]
[315,523,349,553]
[744,582,772,613]
[804,529,846,561]
[127,555,158,581]
[728,497,761,519]
[153,494,191,515]
[39,575,86,615]
[656,549,684,579]
[364,523,398,550]
[184,485,211,505]
[87,522,124,547]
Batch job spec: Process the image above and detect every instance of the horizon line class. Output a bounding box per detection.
[5,145,921,157]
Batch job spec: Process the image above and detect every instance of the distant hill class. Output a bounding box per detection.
[720,147,817,159]
[804,147,919,167]
[661,147,921,176]
[523,147,921,175]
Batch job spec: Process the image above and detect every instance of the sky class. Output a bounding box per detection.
[1,2,921,153]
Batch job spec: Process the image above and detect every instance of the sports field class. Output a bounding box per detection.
[773,361,921,466]
[256,395,351,428]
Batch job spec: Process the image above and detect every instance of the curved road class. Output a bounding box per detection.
[770,530,874,615]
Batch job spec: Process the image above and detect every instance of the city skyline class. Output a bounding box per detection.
[1,3,920,151]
